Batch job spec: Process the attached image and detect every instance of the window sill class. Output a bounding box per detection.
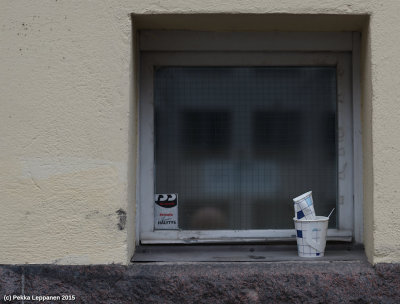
[132,243,365,263]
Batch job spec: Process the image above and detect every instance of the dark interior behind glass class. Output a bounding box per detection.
[154,67,337,230]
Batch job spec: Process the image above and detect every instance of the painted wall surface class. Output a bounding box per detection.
[0,0,399,264]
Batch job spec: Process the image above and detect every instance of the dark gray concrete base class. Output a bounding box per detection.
[1,261,400,303]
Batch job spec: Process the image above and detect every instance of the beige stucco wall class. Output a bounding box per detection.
[0,0,399,265]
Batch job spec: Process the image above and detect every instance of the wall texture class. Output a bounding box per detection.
[0,0,399,264]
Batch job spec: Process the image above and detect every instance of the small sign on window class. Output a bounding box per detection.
[154,194,178,230]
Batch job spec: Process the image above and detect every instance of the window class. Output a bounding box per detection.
[137,31,362,245]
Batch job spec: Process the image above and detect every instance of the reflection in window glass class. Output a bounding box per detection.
[154,67,337,230]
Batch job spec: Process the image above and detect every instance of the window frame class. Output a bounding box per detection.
[136,31,363,245]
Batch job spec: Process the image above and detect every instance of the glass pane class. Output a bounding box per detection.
[154,67,337,230]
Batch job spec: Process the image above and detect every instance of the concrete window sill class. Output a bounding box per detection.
[132,243,365,263]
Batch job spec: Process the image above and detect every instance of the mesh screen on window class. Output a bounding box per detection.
[154,67,337,230]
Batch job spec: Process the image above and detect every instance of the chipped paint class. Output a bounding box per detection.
[116,209,127,230]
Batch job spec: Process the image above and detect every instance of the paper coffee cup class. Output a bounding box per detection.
[293,191,316,220]
[293,216,329,257]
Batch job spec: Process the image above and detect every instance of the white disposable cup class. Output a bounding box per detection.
[293,191,316,220]
[293,216,329,257]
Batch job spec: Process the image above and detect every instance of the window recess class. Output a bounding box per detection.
[137,31,362,245]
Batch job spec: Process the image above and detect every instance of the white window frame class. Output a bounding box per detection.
[136,31,363,245]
